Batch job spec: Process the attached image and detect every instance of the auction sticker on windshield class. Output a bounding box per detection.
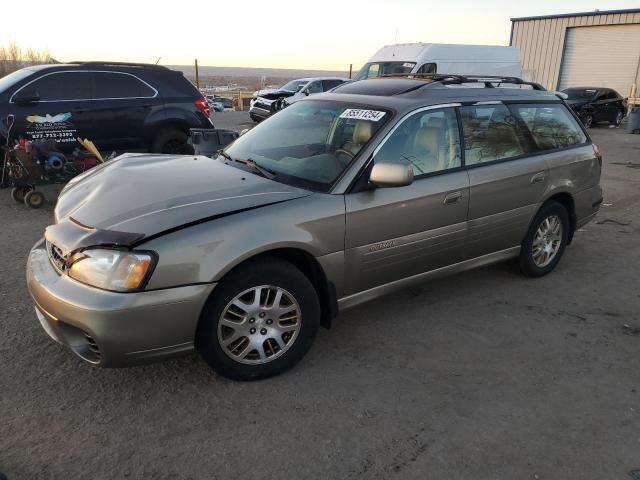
[339,109,386,121]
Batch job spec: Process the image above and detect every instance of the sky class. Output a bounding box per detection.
[2,0,639,70]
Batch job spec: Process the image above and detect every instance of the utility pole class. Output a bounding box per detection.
[195,59,200,90]
[349,64,352,79]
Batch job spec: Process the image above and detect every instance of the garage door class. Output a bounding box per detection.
[558,24,640,97]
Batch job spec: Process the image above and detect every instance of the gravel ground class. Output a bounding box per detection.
[1,116,639,480]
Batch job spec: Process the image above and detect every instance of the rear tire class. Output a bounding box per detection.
[150,128,189,154]
[196,257,320,381]
[24,190,45,209]
[519,201,570,277]
[612,109,624,126]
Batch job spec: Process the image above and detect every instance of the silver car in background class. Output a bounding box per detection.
[26,75,602,380]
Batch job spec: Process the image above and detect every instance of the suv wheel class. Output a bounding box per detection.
[613,110,624,126]
[151,128,189,154]
[581,112,594,129]
[196,258,320,380]
[519,201,570,277]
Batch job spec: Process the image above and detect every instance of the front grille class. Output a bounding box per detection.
[255,101,272,111]
[46,240,67,273]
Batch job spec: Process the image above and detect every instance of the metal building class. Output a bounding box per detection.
[510,9,640,100]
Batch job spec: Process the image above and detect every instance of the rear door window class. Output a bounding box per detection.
[92,72,156,99]
[459,104,530,165]
[512,104,587,151]
[322,79,345,91]
[22,72,92,101]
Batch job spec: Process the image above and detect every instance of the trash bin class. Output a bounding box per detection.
[188,128,239,156]
[627,107,640,134]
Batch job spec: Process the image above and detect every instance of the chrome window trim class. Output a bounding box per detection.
[9,69,158,103]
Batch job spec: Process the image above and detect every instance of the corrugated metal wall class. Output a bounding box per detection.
[511,10,640,91]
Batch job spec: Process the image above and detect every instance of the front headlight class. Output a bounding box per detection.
[68,249,155,292]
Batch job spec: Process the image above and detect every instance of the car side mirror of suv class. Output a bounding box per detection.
[14,90,40,105]
[369,160,414,188]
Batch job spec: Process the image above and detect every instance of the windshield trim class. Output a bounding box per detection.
[224,98,394,193]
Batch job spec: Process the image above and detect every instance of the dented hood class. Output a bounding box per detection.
[51,153,311,252]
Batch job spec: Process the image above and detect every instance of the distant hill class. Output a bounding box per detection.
[168,65,351,79]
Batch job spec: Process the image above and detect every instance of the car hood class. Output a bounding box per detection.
[260,90,297,100]
[51,153,311,253]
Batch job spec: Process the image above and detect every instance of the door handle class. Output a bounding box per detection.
[530,172,545,184]
[443,191,462,205]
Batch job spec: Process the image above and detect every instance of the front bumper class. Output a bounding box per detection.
[249,104,272,120]
[26,239,216,367]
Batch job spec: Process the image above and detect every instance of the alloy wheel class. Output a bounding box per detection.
[217,285,301,365]
[531,215,563,268]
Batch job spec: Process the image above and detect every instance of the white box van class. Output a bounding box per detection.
[354,43,522,80]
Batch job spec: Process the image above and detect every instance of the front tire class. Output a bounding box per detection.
[519,201,570,277]
[196,258,320,380]
[581,112,594,129]
[23,190,45,209]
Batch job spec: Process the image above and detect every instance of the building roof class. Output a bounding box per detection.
[511,8,640,22]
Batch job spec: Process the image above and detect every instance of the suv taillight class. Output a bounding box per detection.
[593,143,602,167]
[195,98,210,118]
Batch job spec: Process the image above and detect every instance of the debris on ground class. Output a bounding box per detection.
[595,218,631,226]
[622,324,640,336]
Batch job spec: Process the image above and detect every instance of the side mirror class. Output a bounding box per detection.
[369,160,414,188]
[303,89,310,96]
[14,89,40,105]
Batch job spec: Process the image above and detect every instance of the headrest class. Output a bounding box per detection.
[353,122,373,144]
[426,117,445,129]
[413,126,440,155]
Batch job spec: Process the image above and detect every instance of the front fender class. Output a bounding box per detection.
[140,194,346,290]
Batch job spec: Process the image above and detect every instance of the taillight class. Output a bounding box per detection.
[195,98,210,118]
[593,143,602,167]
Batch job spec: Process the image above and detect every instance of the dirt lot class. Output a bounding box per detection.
[1,118,639,480]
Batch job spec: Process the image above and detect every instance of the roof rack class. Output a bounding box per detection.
[68,61,169,69]
[379,73,546,91]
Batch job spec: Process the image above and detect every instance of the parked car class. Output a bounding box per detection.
[27,75,602,380]
[206,96,224,112]
[0,62,213,153]
[249,77,349,122]
[562,87,627,128]
[353,43,522,80]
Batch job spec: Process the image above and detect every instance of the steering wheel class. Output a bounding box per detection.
[334,148,355,161]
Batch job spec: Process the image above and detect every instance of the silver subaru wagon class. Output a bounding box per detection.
[26,75,603,380]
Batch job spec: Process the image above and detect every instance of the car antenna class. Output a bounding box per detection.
[155,57,162,65]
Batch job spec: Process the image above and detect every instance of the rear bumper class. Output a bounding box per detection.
[27,238,215,367]
[574,184,603,229]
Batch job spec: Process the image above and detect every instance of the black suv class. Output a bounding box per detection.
[0,62,212,153]
[562,87,627,128]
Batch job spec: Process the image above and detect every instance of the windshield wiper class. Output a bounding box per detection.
[240,158,276,179]
[216,150,276,179]
[215,149,233,162]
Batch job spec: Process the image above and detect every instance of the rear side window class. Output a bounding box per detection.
[459,104,529,165]
[22,72,92,101]
[92,72,156,99]
[513,104,587,151]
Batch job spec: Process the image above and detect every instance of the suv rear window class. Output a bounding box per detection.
[513,104,587,151]
[459,104,529,165]
[22,72,92,101]
[93,72,156,99]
